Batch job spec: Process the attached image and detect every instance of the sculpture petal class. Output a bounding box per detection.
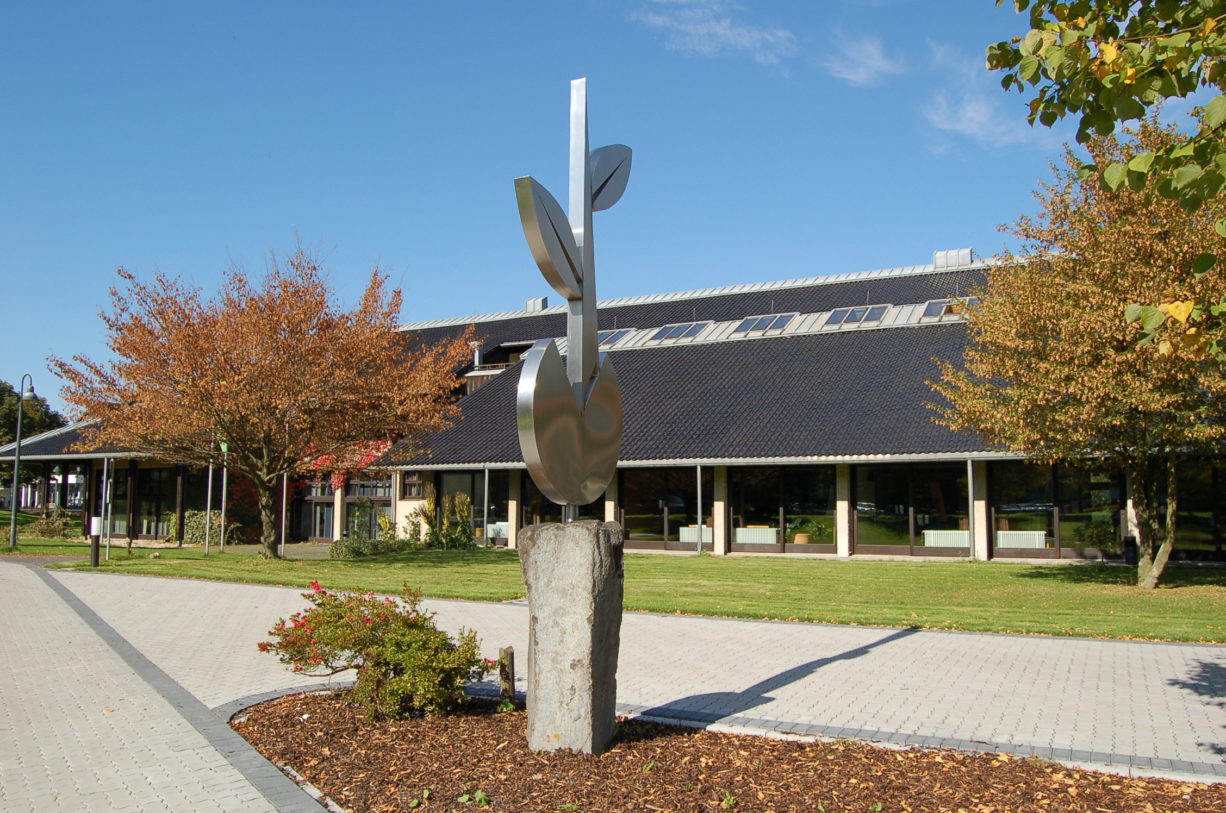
[517,340,624,507]
[589,145,632,212]
[514,176,583,300]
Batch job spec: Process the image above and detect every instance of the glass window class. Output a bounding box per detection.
[620,469,666,540]
[864,305,888,322]
[854,466,910,546]
[1176,459,1225,555]
[730,467,781,545]
[921,300,948,319]
[521,474,601,527]
[769,313,794,331]
[826,308,851,326]
[346,475,391,498]
[1058,467,1122,551]
[346,499,391,540]
[912,464,969,547]
[311,502,334,539]
[732,314,794,335]
[620,468,712,543]
[598,329,630,346]
[783,467,835,544]
[137,467,173,537]
[400,472,423,500]
[846,307,868,323]
[989,461,1055,549]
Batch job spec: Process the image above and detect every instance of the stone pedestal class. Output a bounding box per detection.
[517,520,624,755]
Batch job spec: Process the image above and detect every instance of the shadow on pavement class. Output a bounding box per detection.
[1167,659,1226,758]
[633,627,921,734]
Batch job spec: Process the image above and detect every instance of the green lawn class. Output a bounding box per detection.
[39,547,1226,643]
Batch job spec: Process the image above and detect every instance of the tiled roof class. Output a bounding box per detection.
[384,323,989,467]
[402,267,987,353]
[0,421,138,461]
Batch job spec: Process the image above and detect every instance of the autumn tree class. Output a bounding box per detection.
[1,379,66,490]
[988,0,1226,359]
[52,251,473,558]
[930,122,1226,588]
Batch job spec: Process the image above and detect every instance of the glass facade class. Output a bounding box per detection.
[854,463,969,552]
[522,474,601,527]
[728,467,835,548]
[988,462,1123,556]
[620,467,713,545]
[440,470,511,542]
[783,467,836,545]
[1176,459,1226,559]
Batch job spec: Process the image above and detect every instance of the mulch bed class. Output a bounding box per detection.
[233,691,1226,812]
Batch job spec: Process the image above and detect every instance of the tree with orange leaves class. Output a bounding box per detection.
[52,251,473,558]
[930,121,1226,588]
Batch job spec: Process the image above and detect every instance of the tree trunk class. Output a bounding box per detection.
[255,479,281,559]
[1129,461,1157,586]
[1138,453,1178,589]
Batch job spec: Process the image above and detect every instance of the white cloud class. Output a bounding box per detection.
[923,41,1059,149]
[820,34,905,86]
[633,0,797,66]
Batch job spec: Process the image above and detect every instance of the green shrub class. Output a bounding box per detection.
[407,493,476,550]
[24,505,77,539]
[258,582,492,719]
[1074,519,1118,550]
[164,509,239,546]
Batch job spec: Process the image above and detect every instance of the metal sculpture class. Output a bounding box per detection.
[515,78,631,508]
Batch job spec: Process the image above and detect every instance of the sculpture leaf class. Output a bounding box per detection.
[515,176,583,300]
[589,145,632,212]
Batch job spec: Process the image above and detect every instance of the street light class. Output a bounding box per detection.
[8,374,35,549]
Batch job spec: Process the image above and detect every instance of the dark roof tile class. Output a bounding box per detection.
[385,322,986,467]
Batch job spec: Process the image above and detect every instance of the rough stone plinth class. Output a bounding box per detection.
[518,520,624,755]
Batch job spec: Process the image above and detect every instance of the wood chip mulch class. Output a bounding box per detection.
[232,690,1226,812]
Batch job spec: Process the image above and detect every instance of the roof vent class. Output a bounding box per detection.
[524,296,548,312]
[933,248,973,269]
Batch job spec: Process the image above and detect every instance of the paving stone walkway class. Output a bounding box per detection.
[1,562,1223,812]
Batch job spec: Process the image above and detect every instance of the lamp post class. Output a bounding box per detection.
[8,374,35,549]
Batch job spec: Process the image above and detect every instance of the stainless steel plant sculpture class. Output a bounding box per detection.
[515,77,631,508]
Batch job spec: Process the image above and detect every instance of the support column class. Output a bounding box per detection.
[712,466,728,555]
[174,465,186,543]
[519,521,623,755]
[331,481,345,541]
[603,472,618,523]
[57,465,68,510]
[971,460,989,560]
[41,462,52,513]
[80,462,93,534]
[835,464,852,557]
[507,471,522,549]
[126,461,138,541]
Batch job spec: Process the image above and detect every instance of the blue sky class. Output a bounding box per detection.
[2,1,1094,413]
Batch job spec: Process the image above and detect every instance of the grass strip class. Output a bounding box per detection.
[42,546,1226,642]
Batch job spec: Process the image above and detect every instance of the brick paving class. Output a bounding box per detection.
[1,563,1223,812]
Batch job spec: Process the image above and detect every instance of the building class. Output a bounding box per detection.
[383,249,1223,561]
[4,249,1223,560]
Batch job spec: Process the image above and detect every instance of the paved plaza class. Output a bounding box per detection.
[0,560,1223,811]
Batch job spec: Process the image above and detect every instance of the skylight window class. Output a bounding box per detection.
[823,304,893,328]
[598,329,631,346]
[825,308,851,326]
[649,321,710,342]
[920,298,980,320]
[731,313,795,336]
